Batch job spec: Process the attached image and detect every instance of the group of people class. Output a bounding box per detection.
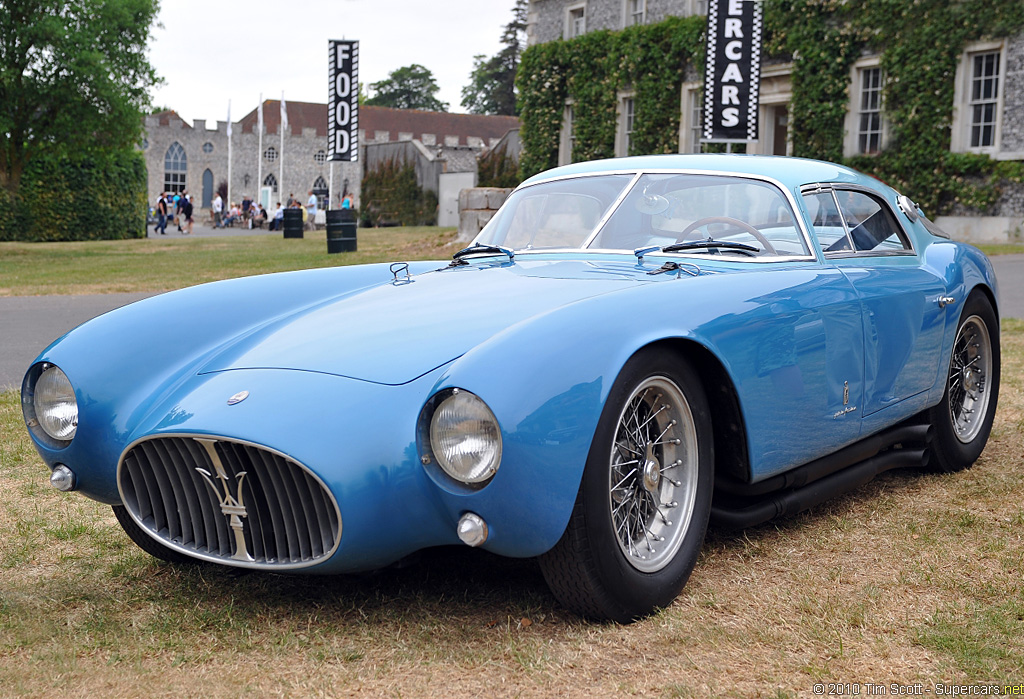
[154,189,354,236]
[214,193,269,229]
[153,191,194,235]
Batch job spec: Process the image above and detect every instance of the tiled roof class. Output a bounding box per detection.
[151,110,193,129]
[237,101,519,146]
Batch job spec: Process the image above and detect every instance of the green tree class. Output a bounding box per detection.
[365,64,448,111]
[0,0,161,195]
[461,0,527,115]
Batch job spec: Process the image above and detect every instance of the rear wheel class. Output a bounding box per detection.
[927,291,999,472]
[538,349,714,622]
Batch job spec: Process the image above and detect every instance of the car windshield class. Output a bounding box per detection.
[590,173,809,257]
[476,175,633,250]
[478,173,809,258]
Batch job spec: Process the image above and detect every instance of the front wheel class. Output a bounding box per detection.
[927,291,1000,472]
[112,505,196,565]
[538,349,714,622]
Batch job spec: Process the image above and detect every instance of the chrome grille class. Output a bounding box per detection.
[118,436,341,569]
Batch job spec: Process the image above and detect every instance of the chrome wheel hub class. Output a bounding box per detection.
[608,376,698,573]
[948,314,992,444]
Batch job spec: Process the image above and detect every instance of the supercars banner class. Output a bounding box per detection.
[702,0,762,142]
[328,40,359,161]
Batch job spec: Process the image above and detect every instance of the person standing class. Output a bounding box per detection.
[155,192,168,235]
[306,190,317,230]
[182,194,194,235]
[212,192,224,228]
[172,191,182,231]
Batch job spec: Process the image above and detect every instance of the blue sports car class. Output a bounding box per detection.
[22,155,1000,622]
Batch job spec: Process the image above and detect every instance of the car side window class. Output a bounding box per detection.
[835,190,912,253]
[803,188,912,255]
[803,191,850,251]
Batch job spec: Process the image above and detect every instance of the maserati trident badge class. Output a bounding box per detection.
[227,390,249,405]
[195,438,254,562]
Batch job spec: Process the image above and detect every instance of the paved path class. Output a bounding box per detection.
[2,253,1022,392]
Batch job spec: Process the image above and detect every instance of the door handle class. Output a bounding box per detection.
[938,296,956,308]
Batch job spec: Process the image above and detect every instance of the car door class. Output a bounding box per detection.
[801,185,947,419]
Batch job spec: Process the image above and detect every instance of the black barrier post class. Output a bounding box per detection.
[283,208,304,239]
[326,209,357,253]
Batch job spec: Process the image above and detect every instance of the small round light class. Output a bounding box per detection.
[429,390,502,484]
[457,512,489,547]
[49,465,77,492]
[34,365,78,442]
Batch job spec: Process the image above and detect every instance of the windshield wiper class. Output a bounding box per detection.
[660,239,758,257]
[450,243,515,266]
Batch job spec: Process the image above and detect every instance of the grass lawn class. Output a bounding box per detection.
[0,232,1021,297]
[1,346,1023,695]
[0,227,460,296]
[1,231,1022,696]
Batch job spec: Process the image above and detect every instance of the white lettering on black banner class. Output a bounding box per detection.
[702,0,762,142]
[328,40,359,161]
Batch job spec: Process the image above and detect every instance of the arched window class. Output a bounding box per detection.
[164,142,187,193]
[264,173,278,194]
[264,146,278,163]
[312,176,329,210]
[314,150,327,163]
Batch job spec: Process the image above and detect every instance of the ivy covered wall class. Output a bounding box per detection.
[517,0,1024,216]
[518,15,705,178]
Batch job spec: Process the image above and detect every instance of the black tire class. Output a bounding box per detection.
[926,290,1000,473]
[538,348,714,622]
[112,504,196,565]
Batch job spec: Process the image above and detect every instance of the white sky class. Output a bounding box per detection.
[148,0,516,125]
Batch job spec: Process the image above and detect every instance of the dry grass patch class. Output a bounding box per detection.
[1,321,1022,697]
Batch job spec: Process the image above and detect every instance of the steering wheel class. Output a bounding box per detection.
[676,216,778,255]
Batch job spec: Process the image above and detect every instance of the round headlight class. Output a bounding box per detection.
[429,390,502,484]
[34,365,78,441]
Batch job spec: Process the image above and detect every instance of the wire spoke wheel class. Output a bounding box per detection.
[608,376,698,573]
[947,314,993,444]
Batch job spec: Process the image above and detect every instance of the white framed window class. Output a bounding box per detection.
[559,103,576,165]
[844,57,887,157]
[618,95,636,156]
[952,40,1005,154]
[625,0,645,27]
[857,66,883,154]
[263,173,278,194]
[565,2,586,39]
[163,142,187,193]
[969,51,1000,148]
[678,86,703,154]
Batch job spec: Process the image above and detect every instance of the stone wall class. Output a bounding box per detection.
[1003,33,1024,155]
[457,188,512,242]
[143,113,361,213]
[527,0,698,45]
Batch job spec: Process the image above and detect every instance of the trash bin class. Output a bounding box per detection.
[283,208,303,239]
[326,209,357,253]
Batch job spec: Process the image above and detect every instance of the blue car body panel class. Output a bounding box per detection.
[23,155,999,570]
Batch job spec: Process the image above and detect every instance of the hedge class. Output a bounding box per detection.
[0,149,148,242]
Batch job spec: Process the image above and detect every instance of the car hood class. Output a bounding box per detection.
[199,260,646,385]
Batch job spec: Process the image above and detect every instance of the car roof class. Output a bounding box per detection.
[521,154,873,193]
